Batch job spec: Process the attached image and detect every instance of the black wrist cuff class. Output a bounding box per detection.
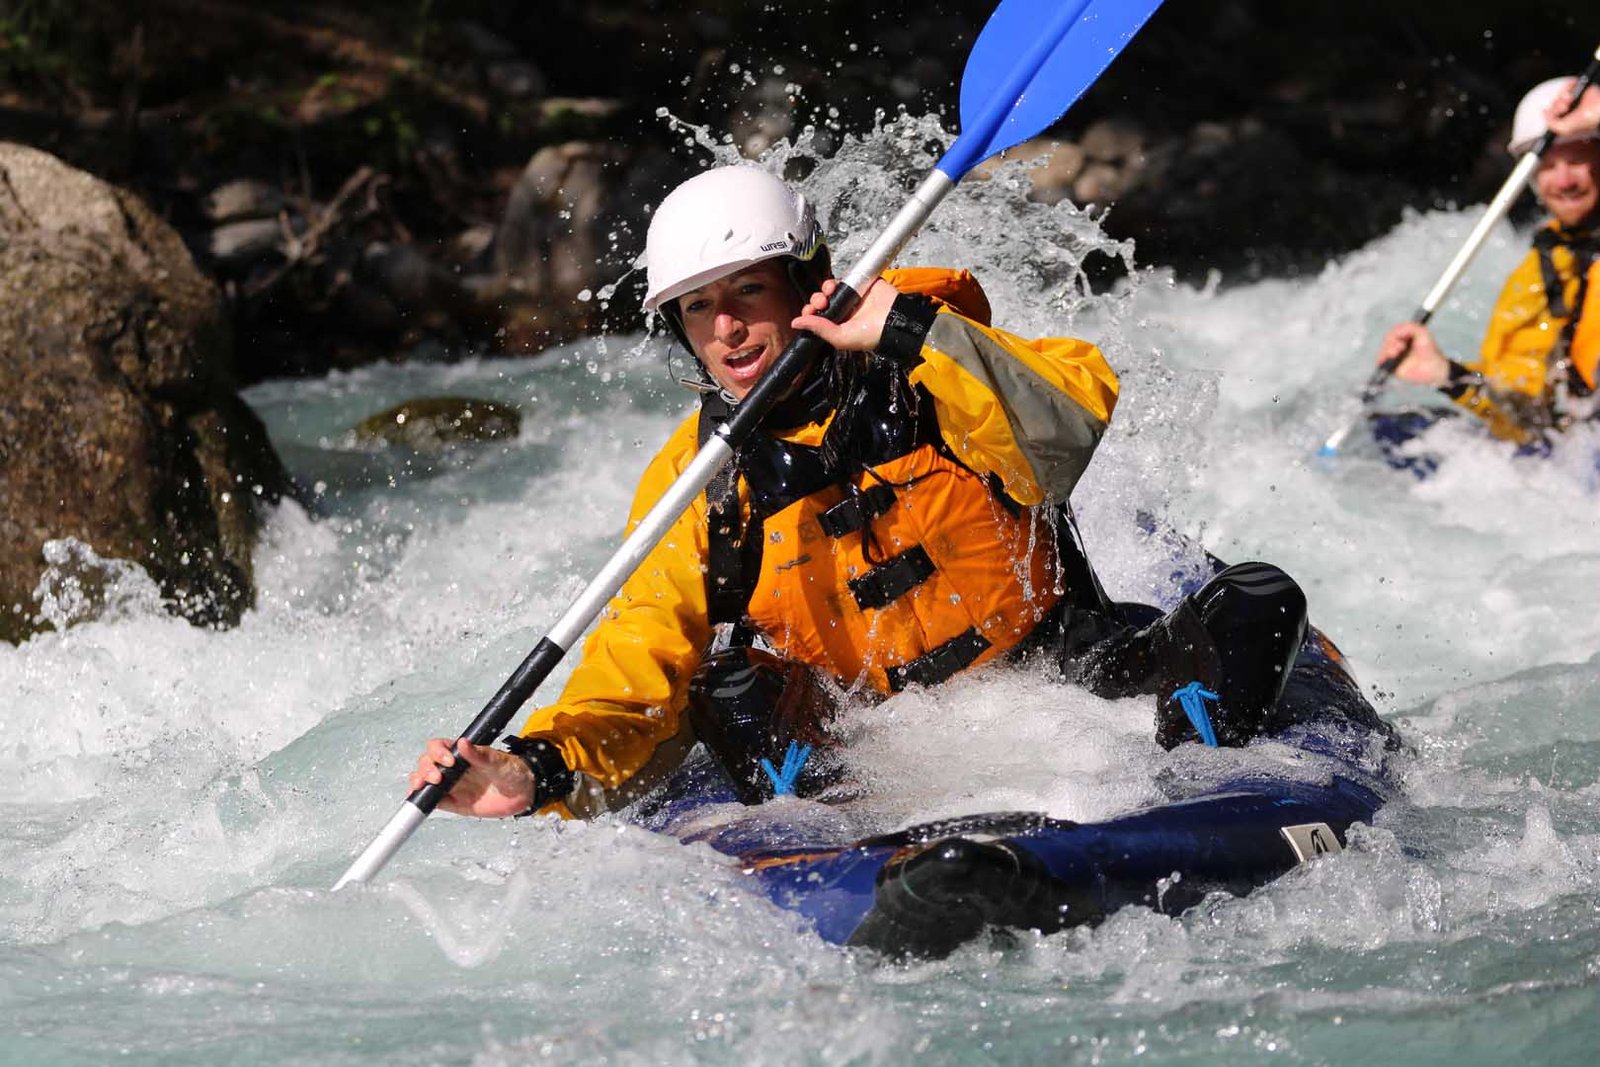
[501,734,577,815]
[876,292,938,365]
[1440,360,1483,399]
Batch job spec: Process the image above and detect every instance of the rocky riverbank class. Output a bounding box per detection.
[4,0,1588,381]
[0,0,1590,640]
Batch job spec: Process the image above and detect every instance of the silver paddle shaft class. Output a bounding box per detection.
[843,172,957,294]
[330,431,734,892]
[1415,149,1541,322]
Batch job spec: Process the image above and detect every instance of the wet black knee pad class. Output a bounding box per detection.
[846,836,1098,959]
[1190,562,1308,714]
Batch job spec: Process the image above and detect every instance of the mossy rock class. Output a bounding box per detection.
[0,144,292,644]
[353,396,521,451]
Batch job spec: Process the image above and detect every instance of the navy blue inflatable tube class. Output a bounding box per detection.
[631,573,1397,956]
[713,773,1383,949]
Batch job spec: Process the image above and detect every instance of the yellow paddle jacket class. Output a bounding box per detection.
[1448,220,1600,441]
[517,267,1119,816]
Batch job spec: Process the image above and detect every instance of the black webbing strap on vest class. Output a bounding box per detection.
[698,393,764,630]
[1567,265,1595,400]
[848,545,936,610]
[1532,226,1599,318]
[886,627,991,691]
[1533,225,1600,399]
[818,483,897,538]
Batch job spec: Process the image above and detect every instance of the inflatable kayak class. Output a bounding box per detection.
[1365,406,1576,478]
[632,619,1400,959]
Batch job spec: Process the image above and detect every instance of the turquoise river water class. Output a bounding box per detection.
[4,120,1600,1064]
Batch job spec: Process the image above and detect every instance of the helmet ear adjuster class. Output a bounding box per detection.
[657,299,691,350]
[783,245,833,305]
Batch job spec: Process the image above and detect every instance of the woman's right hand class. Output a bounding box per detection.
[1545,79,1600,139]
[408,737,537,818]
[1376,322,1451,387]
[792,276,900,353]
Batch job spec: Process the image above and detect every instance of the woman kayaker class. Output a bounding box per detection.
[1374,77,1600,444]
[410,165,1330,818]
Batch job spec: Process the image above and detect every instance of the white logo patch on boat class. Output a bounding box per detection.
[1279,822,1342,863]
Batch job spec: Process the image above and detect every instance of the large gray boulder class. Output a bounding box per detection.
[0,143,292,644]
[488,140,682,350]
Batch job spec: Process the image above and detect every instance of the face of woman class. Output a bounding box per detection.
[1534,141,1600,227]
[677,261,802,400]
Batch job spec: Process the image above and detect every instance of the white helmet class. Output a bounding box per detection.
[1508,75,1600,156]
[642,165,827,312]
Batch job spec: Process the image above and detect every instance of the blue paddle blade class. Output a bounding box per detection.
[940,0,1165,180]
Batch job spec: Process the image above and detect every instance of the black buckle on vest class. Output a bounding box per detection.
[886,627,991,691]
[818,484,897,538]
[848,545,936,610]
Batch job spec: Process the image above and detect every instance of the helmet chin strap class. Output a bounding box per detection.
[656,302,719,395]
[669,348,721,396]
[672,349,737,407]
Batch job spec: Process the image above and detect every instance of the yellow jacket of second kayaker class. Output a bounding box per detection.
[1449,221,1600,441]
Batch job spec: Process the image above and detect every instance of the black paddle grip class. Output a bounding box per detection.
[1363,306,1434,403]
[720,282,862,445]
[408,636,567,814]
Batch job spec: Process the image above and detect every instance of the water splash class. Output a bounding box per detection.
[31,537,164,633]
[3,125,1599,1064]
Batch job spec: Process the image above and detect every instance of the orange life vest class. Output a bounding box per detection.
[713,359,1065,694]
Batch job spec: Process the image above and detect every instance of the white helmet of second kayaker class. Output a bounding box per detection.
[1508,75,1600,155]
[643,165,831,315]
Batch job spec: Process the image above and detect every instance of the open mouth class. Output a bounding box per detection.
[724,346,764,371]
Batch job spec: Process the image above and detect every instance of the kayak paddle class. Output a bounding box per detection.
[1318,44,1600,458]
[333,0,1165,891]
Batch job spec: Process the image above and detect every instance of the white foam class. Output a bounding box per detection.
[4,124,1599,1061]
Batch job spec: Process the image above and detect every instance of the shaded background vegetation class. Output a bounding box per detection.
[2,0,1594,378]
